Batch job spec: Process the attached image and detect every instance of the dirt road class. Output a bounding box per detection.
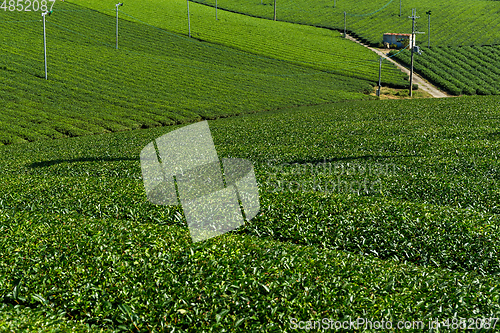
[345,34,450,98]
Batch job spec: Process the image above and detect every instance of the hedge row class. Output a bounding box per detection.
[390,46,500,96]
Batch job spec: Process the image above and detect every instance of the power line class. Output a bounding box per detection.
[51,9,114,12]
[115,10,389,68]
[47,21,114,48]
[43,20,371,78]
[346,0,394,17]
[2,4,406,84]
[0,20,41,23]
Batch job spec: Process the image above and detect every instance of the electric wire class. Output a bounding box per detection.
[1,4,406,81]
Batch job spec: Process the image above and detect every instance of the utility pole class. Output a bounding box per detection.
[426,10,431,48]
[115,3,123,49]
[215,0,218,20]
[274,0,276,20]
[334,0,336,8]
[377,56,382,97]
[344,11,346,38]
[42,11,52,80]
[408,8,420,97]
[187,0,191,37]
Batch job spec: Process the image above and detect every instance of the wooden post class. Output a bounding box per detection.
[344,11,346,38]
[377,57,382,96]
[187,0,191,37]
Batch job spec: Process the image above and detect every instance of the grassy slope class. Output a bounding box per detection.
[391,46,500,96]
[68,0,407,86]
[1,96,500,331]
[0,2,378,145]
[190,0,500,47]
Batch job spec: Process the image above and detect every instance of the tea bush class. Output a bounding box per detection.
[1,96,500,330]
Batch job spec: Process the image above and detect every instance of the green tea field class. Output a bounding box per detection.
[1,0,500,332]
[391,46,500,96]
[72,0,408,84]
[2,96,500,331]
[193,0,500,47]
[1,1,401,145]
[161,0,500,93]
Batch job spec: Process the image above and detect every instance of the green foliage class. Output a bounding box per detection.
[0,1,384,145]
[2,0,500,331]
[72,0,409,87]
[395,90,409,97]
[2,96,500,330]
[0,304,111,332]
[190,0,500,47]
[399,38,410,49]
[391,46,500,96]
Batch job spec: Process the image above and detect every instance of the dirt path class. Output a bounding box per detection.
[345,34,450,98]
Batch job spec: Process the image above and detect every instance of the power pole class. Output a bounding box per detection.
[215,0,218,20]
[408,8,419,97]
[344,11,346,38]
[42,11,52,80]
[116,5,118,49]
[334,0,336,8]
[115,3,123,49]
[273,0,276,20]
[377,56,382,97]
[426,10,431,48]
[187,0,191,37]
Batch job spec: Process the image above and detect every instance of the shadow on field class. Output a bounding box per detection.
[27,157,138,168]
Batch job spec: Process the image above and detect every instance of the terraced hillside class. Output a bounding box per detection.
[1,96,500,331]
[69,0,408,86]
[4,0,500,331]
[391,46,500,96]
[192,0,500,47]
[1,1,406,145]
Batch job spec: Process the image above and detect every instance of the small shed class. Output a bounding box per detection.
[383,33,413,48]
